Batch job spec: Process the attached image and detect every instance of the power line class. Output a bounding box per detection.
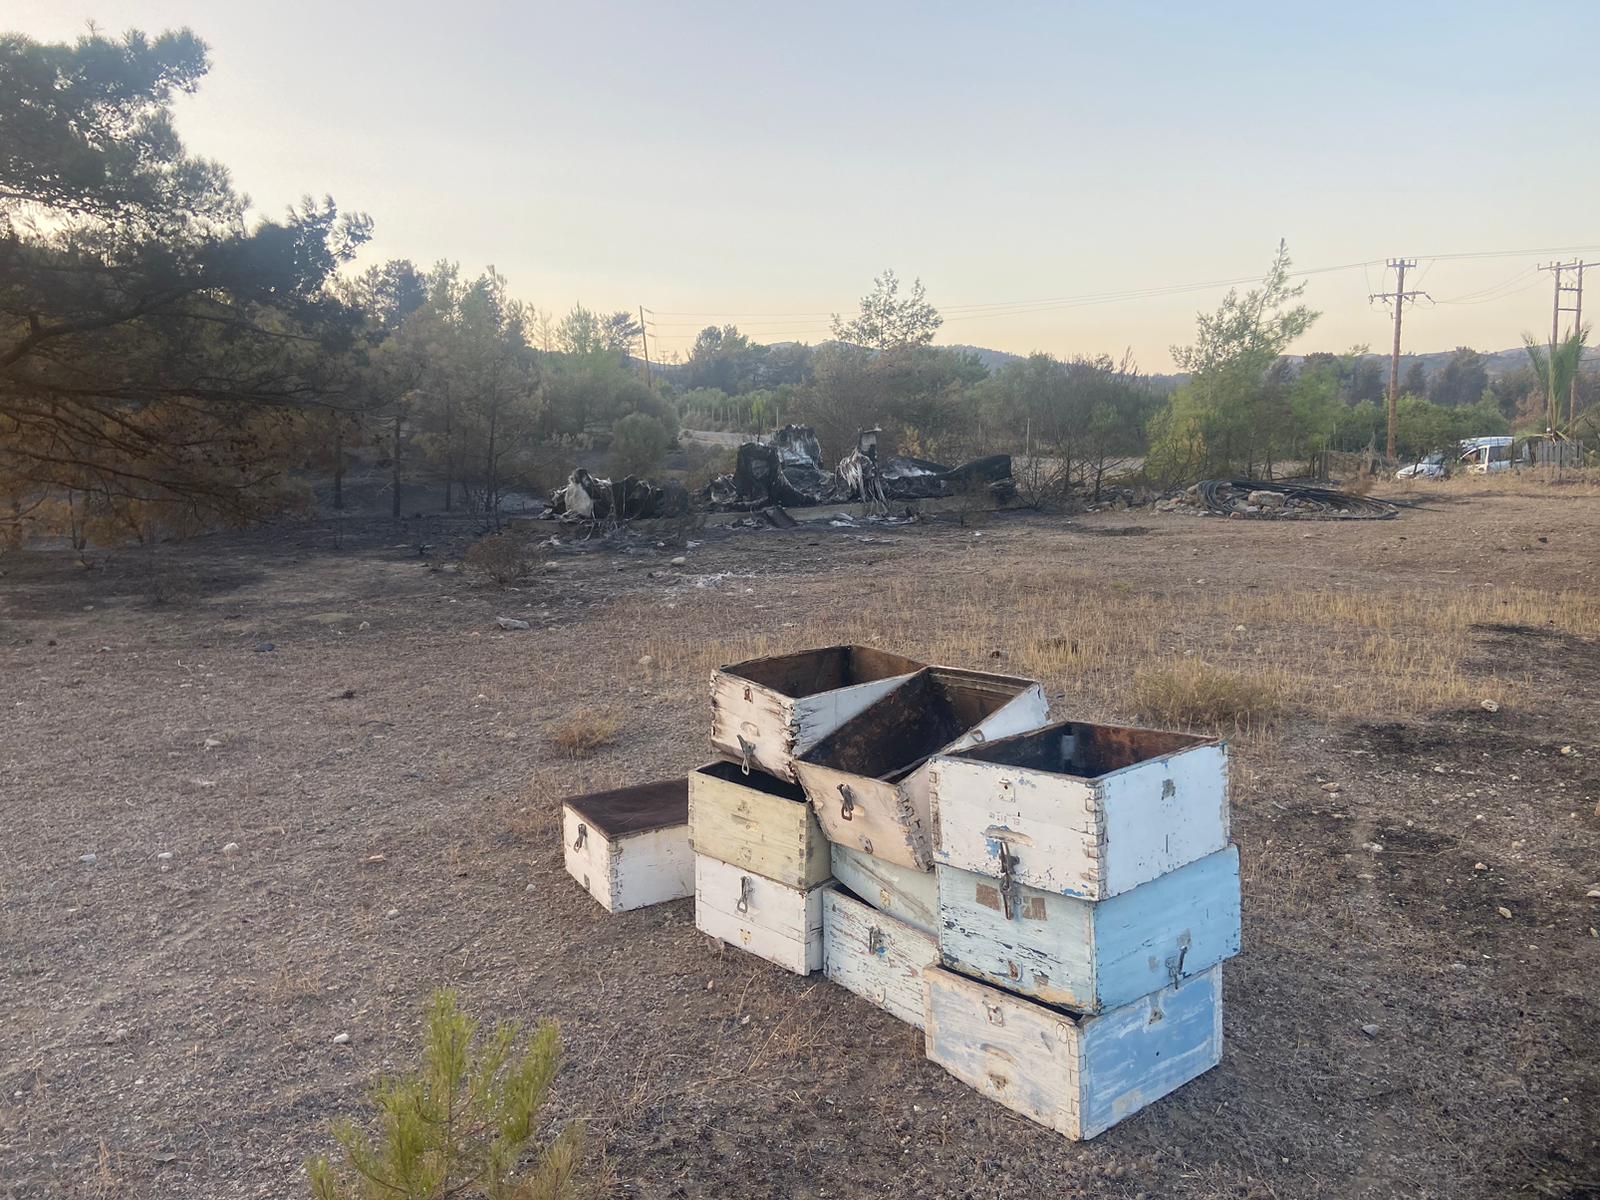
[1370,258,1429,460]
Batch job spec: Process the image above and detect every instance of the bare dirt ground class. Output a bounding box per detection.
[3,487,1599,1200]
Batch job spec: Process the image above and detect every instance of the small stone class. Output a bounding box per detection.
[1474,862,1487,871]
[1450,962,1468,972]
[1321,781,1342,794]
[1234,625,1246,633]
[1496,906,1513,920]
[254,643,275,653]
[332,1033,351,1045]
[1559,745,1575,756]
[357,621,370,631]
[78,852,97,865]
[541,560,560,572]
[705,979,715,990]
[524,882,536,894]
[670,556,687,566]
[637,655,655,668]
[157,851,173,861]
[1585,888,1600,899]
[385,908,400,919]
[203,737,222,750]
[1479,699,1500,713]
[1360,1023,1380,1037]
[222,842,240,857]
[494,617,531,631]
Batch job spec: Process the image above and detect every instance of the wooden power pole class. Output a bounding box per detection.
[1539,260,1588,429]
[638,305,655,391]
[1370,258,1425,461]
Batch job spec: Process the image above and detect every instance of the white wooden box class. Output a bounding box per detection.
[711,645,924,780]
[694,853,828,975]
[930,719,1229,900]
[823,887,939,1028]
[561,779,692,913]
[794,667,1050,871]
[830,843,939,936]
[924,964,1223,1140]
[689,761,831,889]
[937,845,1241,1012]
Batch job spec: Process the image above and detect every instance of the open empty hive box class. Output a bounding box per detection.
[794,666,1049,870]
[710,645,924,780]
[561,779,693,913]
[928,720,1230,900]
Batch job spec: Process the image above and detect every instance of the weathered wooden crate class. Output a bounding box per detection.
[794,667,1050,871]
[710,645,924,780]
[930,719,1228,900]
[689,761,831,889]
[823,887,939,1028]
[937,845,1240,1012]
[694,853,828,974]
[923,963,1223,1140]
[561,779,692,913]
[830,843,939,936]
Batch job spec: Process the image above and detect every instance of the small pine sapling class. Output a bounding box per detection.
[308,989,583,1200]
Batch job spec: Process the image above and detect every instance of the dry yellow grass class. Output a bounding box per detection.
[546,711,623,759]
[626,560,1598,733]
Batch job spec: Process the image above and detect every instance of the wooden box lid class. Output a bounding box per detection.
[561,778,688,839]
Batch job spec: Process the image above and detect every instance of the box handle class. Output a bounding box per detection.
[868,926,885,956]
[572,823,587,851]
[735,875,752,915]
[737,735,755,776]
[997,843,1018,921]
[838,783,856,821]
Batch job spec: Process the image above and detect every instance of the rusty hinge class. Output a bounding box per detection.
[1166,938,1190,987]
[571,823,587,851]
[868,926,885,956]
[735,875,752,915]
[736,735,755,776]
[838,783,855,821]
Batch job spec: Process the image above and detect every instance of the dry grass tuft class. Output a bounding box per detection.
[547,711,623,759]
[1131,659,1282,733]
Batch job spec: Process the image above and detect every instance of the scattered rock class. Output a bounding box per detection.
[1248,490,1287,508]
[254,642,275,653]
[1321,781,1342,794]
[203,737,223,750]
[332,1033,351,1046]
[156,851,173,861]
[541,561,560,572]
[1585,888,1600,900]
[494,617,531,631]
[357,621,370,631]
[670,556,687,566]
[637,655,655,668]
[1559,745,1576,757]
[385,908,400,919]
[1449,962,1468,972]
[1473,862,1487,872]
[222,842,241,857]
[1479,699,1500,713]
[1360,1024,1380,1037]
[1496,906,1513,920]
[78,852,97,865]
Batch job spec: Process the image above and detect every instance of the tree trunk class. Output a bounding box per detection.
[442,394,454,512]
[486,403,499,531]
[332,419,344,511]
[391,401,404,520]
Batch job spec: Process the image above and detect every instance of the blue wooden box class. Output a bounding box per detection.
[936,844,1241,1013]
[923,963,1224,1140]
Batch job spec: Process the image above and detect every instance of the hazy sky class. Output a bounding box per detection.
[13,1,1600,368]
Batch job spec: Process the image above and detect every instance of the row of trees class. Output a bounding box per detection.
[4,27,1594,550]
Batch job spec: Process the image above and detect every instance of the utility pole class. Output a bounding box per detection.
[1370,259,1426,460]
[638,306,655,390]
[1539,260,1588,429]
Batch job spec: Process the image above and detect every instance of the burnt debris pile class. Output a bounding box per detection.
[1156,479,1398,520]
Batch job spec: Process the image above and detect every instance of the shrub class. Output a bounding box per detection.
[307,989,582,1200]
[609,413,674,478]
[1131,659,1280,732]
[465,533,535,587]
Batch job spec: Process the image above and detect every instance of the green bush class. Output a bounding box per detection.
[608,412,674,478]
[307,990,582,1200]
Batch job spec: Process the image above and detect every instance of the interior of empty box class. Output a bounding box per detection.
[696,760,808,801]
[722,645,923,698]
[949,720,1212,779]
[563,778,689,838]
[800,667,1033,780]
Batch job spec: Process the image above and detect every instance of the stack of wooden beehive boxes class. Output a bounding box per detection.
[560,645,1241,1140]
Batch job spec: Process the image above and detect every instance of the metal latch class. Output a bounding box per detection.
[997,843,1018,920]
[838,783,856,821]
[735,875,752,915]
[868,926,885,956]
[572,823,587,851]
[737,735,755,776]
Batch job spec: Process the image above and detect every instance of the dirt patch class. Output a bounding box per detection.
[3,496,1600,1199]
